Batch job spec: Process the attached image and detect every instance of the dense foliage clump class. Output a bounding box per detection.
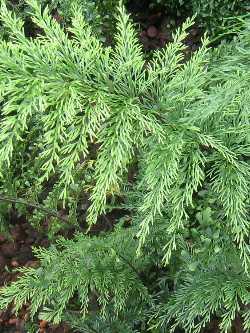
[3,0,249,40]
[139,0,249,36]
[0,0,249,332]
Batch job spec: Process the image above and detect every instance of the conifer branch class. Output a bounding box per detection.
[0,195,68,223]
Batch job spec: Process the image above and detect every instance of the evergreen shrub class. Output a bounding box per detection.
[150,0,248,36]
[0,1,249,332]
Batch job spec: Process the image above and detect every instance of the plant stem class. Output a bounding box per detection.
[115,251,141,279]
[0,194,68,223]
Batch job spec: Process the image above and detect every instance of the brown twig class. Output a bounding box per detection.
[0,194,68,223]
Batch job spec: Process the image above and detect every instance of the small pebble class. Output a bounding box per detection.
[11,259,19,267]
[39,320,48,328]
[9,318,18,325]
[190,28,199,36]
[147,25,158,38]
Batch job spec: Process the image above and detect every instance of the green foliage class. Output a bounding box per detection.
[150,18,250,332]
[0,0,208,230]
[148,0,186,9]
[150,0,249,37]
[155,244,250,333]
[2,0,119,39]
[190,0,249,35]
[3,0,248,42]
[41,0,121,38]
[192,0,248,33]
[0,1,249,332]
[0,224,151,324]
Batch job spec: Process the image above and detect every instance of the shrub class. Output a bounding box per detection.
[0,0,208,234]
[149,0,249,37]
[42,0,120,37]
[190,0,249,36]
[0,1,249,332]
[2,0,119,39]
[3,0,248,42]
